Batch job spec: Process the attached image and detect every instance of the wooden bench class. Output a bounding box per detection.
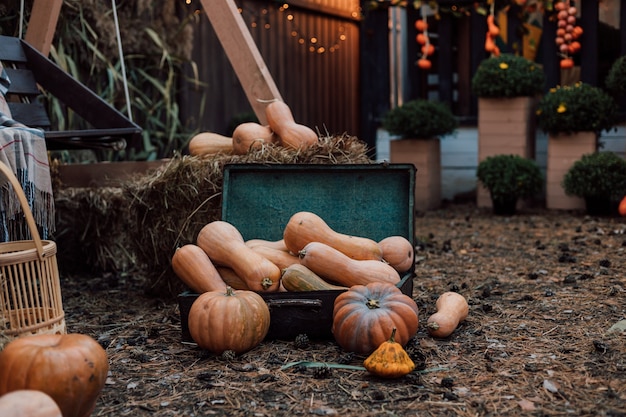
[0,34,141,151]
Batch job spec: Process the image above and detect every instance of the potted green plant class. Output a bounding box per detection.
[381,99,458,140]
[382,99,457,211]
[471,54,545,209]
[476,154,543,215]
[536,82,620,210]
[471,53,545,99]
[536,82,618,136]
[562,152,626,216]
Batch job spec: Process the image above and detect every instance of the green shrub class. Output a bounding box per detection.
[471,54,545,98]
[562,152,626,201]
[476,154,543,202]
[382,100,458,139]
[536,82,619,135]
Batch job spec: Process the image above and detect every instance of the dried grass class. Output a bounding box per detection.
[54,135,373,296]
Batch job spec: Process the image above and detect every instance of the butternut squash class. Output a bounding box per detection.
[426,292,469,338]
[250,244,300,270]
[378,236,414,272]
[245,238,289,252]
[265,100,318,149]
[299,241,400,287]
[232,122,276,155]
[283,211,383,261]
[196,221,281,292]
[188,132,233,156]
[171,244,228,294]
[215,267,250,290]
[281,264,347,292]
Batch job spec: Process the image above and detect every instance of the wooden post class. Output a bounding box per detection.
[24,0,63,56]
[199,0,282,124]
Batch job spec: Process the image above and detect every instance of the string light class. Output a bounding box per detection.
[248,1,348,54]
[181,0,351,54]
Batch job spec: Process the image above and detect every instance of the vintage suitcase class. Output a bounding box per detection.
[178,163,416,342]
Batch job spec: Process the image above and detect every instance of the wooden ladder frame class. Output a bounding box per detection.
[27,0,282,125]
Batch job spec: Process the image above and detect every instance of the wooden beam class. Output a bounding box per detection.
[24,0,63,56]
[199,0,282,124]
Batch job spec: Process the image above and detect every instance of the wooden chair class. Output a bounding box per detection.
[0,34,141,151]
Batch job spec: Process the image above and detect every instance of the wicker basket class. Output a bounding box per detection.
[0,161,65,350]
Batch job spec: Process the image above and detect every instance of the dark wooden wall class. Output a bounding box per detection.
[179,0,362,144]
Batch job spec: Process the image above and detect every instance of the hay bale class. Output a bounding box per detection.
[52,135,373,296]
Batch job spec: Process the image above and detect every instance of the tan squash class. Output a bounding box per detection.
[245,238,289,252]
[378,236,414,272]
[216,267,250,290]
[0,390,63,417]
[426,292,469,338]
[265,100,318,149]
[171,244,228,294]
[283,211,383,261]
[197,221,281,292]
[299,241,400,287]
[363,328,415,378]
[232,122,276,154]
[188,132,233,156]
[250,244,300,270]
[281,264,347,292]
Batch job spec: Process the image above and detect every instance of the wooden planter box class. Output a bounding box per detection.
[477,97,537,208]
[389,138,441,211]
[546,132,598,210]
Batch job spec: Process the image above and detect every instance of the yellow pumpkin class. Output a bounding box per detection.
[363,328,415,378]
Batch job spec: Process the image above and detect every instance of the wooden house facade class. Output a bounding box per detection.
[180,0,625,155]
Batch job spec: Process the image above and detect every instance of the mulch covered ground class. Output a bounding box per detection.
[60,203,625,417]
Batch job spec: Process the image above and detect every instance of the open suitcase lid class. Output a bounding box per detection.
[221,163,416,269]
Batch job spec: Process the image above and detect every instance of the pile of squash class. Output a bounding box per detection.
[188,100,318,156]
[173,211,415,353]
[174,210,470,379]
[172,211,415,295]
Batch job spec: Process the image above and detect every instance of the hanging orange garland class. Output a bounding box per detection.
[554,0,583,68]
[484,9,500,57]
[414,6,433,70]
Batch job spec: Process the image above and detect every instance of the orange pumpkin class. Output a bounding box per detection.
[188,287,270,354]
[332,282,419,355]
[0,334,109,417]
[560,58,574,69]
[618,196,626,217]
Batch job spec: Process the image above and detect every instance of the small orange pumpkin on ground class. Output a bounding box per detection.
[188,287,271,354]
[0,334,109,417]
[332,282,419,355]
[363,328,415,379]
[618,196,626,217]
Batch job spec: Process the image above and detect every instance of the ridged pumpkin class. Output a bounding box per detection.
[332,282,419,355]
[188,287,271,354]
[0,334,109,417]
